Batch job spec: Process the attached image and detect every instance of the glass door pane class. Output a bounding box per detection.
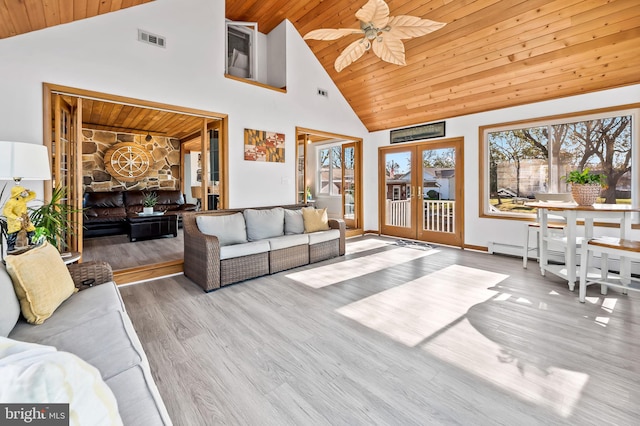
[417,141,463,246]
[381,148,414,238]
[342,143,356,228]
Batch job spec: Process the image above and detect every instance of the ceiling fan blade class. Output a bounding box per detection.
[335,39,369,72]
[386,16,446,40]
[304,28,362,41]
[355,0,390,29]
[372,36,406,66]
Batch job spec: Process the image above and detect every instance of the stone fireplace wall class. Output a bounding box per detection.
[82,129,181,192]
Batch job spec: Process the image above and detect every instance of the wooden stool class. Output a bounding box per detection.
[522,222,566,268]
[578,237,640,303]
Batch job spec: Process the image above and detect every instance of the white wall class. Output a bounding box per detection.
[0,0,368,209]
[366,84,640,248]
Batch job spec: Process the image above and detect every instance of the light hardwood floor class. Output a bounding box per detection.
[119,236,640,425]
[83,230,184,270]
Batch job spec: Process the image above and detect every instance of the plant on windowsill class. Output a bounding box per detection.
[142,191,158,214]
[564,168,605,206]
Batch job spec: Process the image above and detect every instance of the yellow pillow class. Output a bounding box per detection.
[302,207,330,233]
[5,242,77,325]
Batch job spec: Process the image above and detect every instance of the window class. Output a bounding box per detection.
[318,146,342,195]
[226,21,257,80]
[481,108,637,217]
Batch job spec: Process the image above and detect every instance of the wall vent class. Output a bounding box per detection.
[317,88,328,98]
[138,29,166,48]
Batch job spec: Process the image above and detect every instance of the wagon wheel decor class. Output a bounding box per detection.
[104,142,152,182]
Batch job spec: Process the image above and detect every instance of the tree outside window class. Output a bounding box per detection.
[485,113,633,215]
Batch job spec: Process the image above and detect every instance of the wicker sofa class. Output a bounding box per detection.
[183,204,345,292]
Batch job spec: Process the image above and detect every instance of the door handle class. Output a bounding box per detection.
[417,187,422,198]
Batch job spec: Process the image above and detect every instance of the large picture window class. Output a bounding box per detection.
[481,107,638,217]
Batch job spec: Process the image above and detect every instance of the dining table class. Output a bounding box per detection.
[524,202,640,291]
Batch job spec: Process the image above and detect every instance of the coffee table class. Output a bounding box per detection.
[127,213,178,242]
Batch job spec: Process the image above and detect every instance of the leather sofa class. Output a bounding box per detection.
[83,190,196,237]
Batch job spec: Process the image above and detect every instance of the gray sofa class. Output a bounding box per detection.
[183,204,345,292]
[0,261,171,425]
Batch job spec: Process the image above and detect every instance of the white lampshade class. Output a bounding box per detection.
[0,141,51,182]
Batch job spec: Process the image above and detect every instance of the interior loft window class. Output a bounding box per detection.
[226,21,257,80]
[318,146,342,196]
[481,109,637,218]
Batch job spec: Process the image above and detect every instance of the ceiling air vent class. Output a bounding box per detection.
[138,29,166,48]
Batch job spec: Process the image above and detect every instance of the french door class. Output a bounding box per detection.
[379,138,464,247]
[342,142,358,229]
[47,94,83,253]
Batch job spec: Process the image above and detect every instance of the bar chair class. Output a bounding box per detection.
[522,222,566,268]
[578,237,640,303]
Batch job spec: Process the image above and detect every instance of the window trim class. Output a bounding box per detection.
[479,103,640,221]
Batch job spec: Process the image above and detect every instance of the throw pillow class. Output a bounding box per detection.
[284,209,304,235]
[5,242,77,325]
[243,208,285,241]
[196,213,248,246]
[0,265,20,337]
[301,207,330,233]
[0,337,123,425]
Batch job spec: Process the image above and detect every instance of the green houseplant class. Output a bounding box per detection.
[564,168,605,206]
[142,191,158,214]
[28,185,81,250]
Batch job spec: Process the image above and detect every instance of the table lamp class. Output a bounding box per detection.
[0,141,51,254]
[0,141,51,184]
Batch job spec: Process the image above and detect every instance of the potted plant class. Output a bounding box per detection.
[142,191,158,214]
[28,185,82,250]
[564,168,605,206]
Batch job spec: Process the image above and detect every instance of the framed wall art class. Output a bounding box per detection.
[244,128,285,162]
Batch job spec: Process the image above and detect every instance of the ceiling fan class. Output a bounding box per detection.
[303,0,446,72]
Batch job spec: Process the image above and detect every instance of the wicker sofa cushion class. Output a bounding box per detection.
[220,240,270,260]
[284,209,304,235]
[243,208,285,241]
[308,229,341,245]
[196,213,248,246]
[0,265,20,337]
[268,234,309,250]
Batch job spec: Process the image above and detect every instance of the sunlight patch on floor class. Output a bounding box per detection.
[286,247,437,288]
[345,238,392,255]
[335,265,507,347]
[421,318,589,418]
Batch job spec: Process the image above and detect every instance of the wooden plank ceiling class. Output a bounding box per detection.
[77,98,209,140]
[228,0,640,132]
[2,1,638,134]
[0,0,154,40]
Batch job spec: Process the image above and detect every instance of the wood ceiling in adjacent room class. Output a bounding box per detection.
[227,0,640,132]
[79,98,208,140]
[0,0,154,40]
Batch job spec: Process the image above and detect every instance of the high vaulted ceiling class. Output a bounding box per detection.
[229,0,640,132]
[0,0,153,40]
[2,1,638,133]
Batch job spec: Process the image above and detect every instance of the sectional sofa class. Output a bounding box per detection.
[183,204,345,292]
[1,253,171,425]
